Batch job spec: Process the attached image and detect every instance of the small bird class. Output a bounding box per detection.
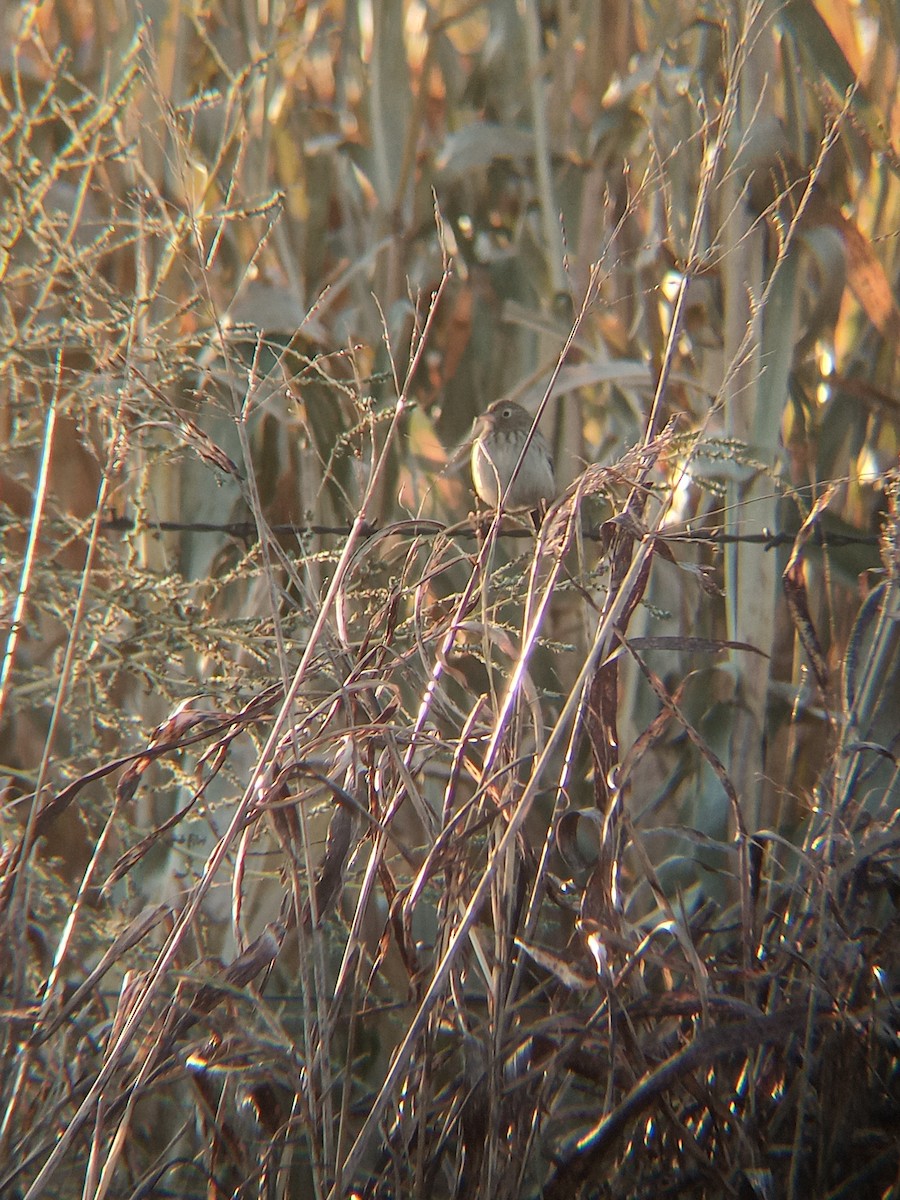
[470,400,556,513]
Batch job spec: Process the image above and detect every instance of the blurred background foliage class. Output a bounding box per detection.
[2,0,900,1197]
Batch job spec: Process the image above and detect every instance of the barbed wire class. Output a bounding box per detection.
[90,514,880,551]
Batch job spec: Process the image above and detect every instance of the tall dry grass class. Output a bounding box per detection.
[1,1,899,1198]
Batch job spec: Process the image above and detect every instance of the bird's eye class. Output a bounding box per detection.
[501,406,513,418]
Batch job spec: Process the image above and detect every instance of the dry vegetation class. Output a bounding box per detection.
[2,0,900,1197]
